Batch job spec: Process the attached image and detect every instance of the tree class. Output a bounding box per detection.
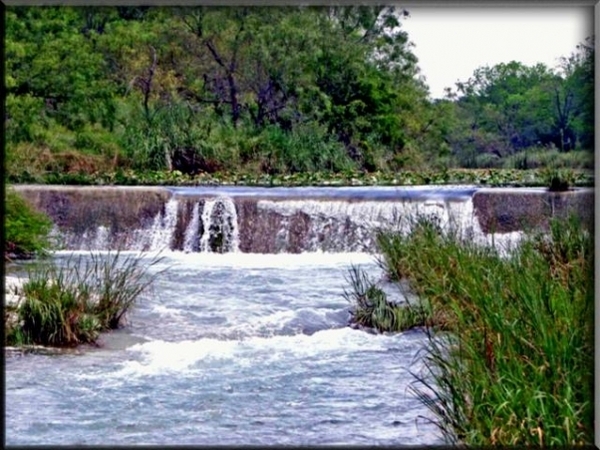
[555,37,594,151]
[5,7,116,135]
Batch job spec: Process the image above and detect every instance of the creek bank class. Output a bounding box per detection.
[345,214,593,445]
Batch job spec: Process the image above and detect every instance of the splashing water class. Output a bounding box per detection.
[198,197,240,253]
[147,199,179,252]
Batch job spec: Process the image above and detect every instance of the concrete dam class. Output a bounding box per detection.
[13,185,594,254]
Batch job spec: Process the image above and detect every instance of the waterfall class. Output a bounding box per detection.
[92,225,110,250]
[47,195,505,253]
[253,198,477,252]
[132,198,179,252]
[198,199,217,252]
[198,197,240,253]
[183,202,201,253]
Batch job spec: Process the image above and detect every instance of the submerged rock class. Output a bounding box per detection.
[5,345,82,357]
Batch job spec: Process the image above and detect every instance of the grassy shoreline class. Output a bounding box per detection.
[346,215,593,445]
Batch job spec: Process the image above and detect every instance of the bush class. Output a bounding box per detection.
[5,188,53,259]
[344,263,449,333]
[540,166,576,191]
[7,251,165,347]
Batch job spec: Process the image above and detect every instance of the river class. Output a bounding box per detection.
[5,250,443,445]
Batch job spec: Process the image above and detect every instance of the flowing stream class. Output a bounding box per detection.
[6,251,442,445]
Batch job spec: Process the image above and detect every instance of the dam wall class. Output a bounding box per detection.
[13,185,594,253]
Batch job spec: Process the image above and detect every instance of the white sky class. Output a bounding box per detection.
[400,7,594,99]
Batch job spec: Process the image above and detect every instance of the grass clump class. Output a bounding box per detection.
[344,265,439,332]
[362,214,593,445]
[540,166,577,191]
[6,251,165,347]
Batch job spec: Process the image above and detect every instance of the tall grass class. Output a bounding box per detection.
[503,147,594,170]
[8,251,165,347]
[354,215,593,445]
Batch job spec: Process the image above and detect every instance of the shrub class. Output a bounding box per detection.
[503,147,594,170]
[344,265,446,333]
[540,166,576,191]
[5,188,53,259]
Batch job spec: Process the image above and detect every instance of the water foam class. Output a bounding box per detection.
[92,226,110,250]
[152,251,376,268]
[110,327,405,378]
[149,199,179,251]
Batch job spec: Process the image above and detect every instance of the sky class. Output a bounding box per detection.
[400,7,594,99]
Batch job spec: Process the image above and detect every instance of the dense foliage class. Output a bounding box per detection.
[5,188,53,259]
[5,6,594,182]
[444,41,595,168]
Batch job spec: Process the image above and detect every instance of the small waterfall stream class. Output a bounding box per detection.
[148,198,179,251]
[182,202,200,253]
[197,197,240,253]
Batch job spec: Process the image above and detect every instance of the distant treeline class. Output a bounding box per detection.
[5,6,594,181]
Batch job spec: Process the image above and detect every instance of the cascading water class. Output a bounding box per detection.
[182,202,200,253]
[194,197,240,253]
[148,198,179,251]
[41,188,523,253]
[120,197,180,252]
[92,225,110,250]
[253,197,480,252]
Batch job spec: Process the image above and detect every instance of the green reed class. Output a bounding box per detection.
[348,214,593,445]
[8,251,165,347]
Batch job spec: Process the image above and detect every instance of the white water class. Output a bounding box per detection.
[182,202,200,252]
[198,198,217,252]
[148,198,179,251]
[47,190,525,254]
[256,197,522,253]
[195,197,240,253]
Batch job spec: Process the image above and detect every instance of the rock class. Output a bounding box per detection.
[4,276,26,307]
[5,345,78,357]
[5,275,26,292]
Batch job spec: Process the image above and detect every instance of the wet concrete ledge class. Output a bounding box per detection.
[13,185,172,233]
[472,187,594,233]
